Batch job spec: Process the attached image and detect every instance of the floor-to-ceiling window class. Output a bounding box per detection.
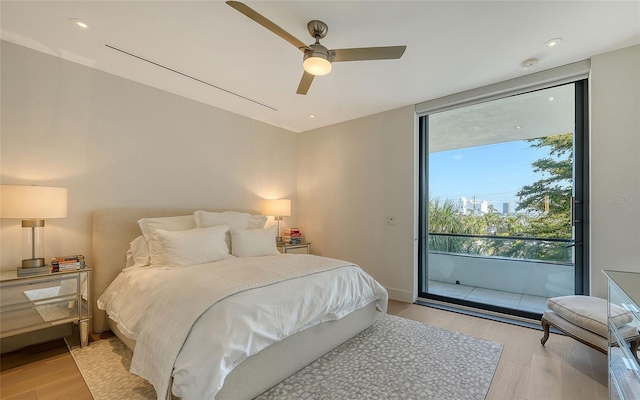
[418,80,588,319]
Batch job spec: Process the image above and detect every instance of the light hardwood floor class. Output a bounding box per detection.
[0,300,608,400]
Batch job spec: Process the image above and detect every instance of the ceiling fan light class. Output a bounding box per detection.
[303,56,332,76]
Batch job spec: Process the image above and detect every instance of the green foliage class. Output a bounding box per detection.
[427,197,471,254]
[427,197,464,234]
[516,133,573,239]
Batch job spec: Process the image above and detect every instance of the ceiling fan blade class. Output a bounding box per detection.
[330,46,406,62]
[226,1,310,52]
[296,71,315,95]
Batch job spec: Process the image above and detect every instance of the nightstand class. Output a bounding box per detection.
[277,243,311,254]
[0,267,91,348]
[603,270,640,400]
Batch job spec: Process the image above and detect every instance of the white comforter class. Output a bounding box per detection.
[98,254,388,400]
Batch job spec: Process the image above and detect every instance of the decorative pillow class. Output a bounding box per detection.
[194,211,252,250]
[138,215,196,266]
[156,225,232,268]
[230,226,279,257]
[123,235,150,271]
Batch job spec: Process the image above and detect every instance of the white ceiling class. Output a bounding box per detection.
[1,1,639,133]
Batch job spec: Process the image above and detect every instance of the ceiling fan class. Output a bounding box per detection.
[226,1,407,95]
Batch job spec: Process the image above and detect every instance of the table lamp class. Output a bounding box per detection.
[1,185,68,275]
[262,199,291,245]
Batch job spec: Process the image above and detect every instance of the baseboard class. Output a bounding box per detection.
[414,299,559,332]
[385,287,415,303]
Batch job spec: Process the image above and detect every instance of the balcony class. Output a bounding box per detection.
[426,233,575,315]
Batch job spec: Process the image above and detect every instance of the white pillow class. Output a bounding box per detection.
[156,225,233,268]
[248,215,268,229]
[123,235,150,271]
[195,210,251,228]
[194,211,267,229]
[194,211,252,251]
[230,226,279,257]
[138,215,196,266]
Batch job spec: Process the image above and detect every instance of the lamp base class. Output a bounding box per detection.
[22,258,45,268]
[276,236,286,246]
[17,265,50,277]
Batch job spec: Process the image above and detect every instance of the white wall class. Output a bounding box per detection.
[589,44,640,298]
[0,41,298,269]
[297,106,417,302]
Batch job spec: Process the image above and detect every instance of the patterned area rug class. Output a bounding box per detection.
[68,314,503,400]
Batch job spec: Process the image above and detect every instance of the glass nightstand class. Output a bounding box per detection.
[0,267,92,347]
[277,243,311,254]
[603,270,640,400]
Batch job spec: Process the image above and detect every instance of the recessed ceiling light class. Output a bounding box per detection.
[544,38,562,48]
[549,96,555,102]
[70,18,90,29]
[515,125,523,130]
[309,114,316,118]
[521,58,538,70]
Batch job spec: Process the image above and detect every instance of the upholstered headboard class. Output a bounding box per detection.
[91,208,259,333]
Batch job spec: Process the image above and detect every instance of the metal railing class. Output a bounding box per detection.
[428,232,573,263]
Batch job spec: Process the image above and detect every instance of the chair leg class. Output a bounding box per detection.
[540,317,551,346]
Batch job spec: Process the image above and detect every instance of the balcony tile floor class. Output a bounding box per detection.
[427,280,549,314]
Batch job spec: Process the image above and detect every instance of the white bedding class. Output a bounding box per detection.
[98,254,388,400]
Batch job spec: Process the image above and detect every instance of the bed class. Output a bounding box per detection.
[91,208,388,400]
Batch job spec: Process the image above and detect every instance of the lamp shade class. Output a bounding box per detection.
[262,199,291,217]
[1,185,68,219]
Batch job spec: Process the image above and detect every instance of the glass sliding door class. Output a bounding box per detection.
[418,81,588,319]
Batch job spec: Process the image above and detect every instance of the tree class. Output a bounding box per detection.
[516,133,573,239]
[428,197,476,254]
[428,197,463,233]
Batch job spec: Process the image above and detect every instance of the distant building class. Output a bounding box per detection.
[503,202,512,215]
[480,200,488,214]
[459,197,489,215]
[459,197,469,214]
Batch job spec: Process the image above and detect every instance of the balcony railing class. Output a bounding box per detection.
[428,232,574,264]
[427,232,575,302]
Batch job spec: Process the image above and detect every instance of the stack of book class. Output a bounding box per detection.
[51,255,85,272]
[283,228,302,245]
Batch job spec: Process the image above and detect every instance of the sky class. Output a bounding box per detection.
[429,139,552,209]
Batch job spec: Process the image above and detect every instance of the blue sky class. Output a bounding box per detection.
[429,140,550,208]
